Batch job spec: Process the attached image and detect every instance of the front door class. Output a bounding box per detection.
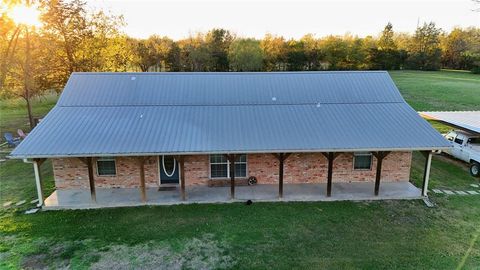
[159,155,179,184]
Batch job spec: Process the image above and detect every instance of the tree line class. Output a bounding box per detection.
[126,23,480,74]
[1,0,479,107]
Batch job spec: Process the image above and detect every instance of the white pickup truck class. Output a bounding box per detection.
[444,130,480,177]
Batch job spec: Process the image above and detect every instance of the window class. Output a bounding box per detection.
[210,154,247,178]
[468,137,480,144]
[353,152,372,170]
[454,137,464,145]
[97,157,116,176]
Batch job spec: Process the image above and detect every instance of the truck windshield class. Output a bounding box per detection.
[445,132,456,141]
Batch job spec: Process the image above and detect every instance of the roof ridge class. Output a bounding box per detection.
[57,101,406,108]
[71,71,389,76]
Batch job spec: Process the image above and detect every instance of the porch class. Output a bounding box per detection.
[43,182,422,210]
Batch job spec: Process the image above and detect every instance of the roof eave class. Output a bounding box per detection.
[8,146,452,159]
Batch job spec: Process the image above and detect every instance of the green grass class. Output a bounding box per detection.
[1,70,480,269]
[0,159,54,207]
[0,92,58,135]
[411,152,479,190]
[0,156,479,269]
[389,70,480,111]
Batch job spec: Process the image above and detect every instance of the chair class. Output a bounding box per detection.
[17,129,28,139]
[4,133,21,147]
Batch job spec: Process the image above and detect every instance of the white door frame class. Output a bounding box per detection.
[158,155,181,186]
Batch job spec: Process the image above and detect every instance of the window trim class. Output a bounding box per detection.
[353,152,373,171]
[209,154,248,179]
[96,157,117,176]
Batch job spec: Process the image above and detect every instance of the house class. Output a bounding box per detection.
[10,71,450,209]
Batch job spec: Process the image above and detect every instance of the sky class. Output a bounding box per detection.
[88,0,480,40]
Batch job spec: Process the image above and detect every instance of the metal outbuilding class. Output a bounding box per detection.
[420,111,480,134]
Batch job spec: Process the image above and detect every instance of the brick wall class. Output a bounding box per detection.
[52,151,412,189]
[53,156,159,189]
[248,152,412,184]
[183,155,210,186]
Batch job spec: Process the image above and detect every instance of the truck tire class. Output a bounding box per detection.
[470,162,480,177]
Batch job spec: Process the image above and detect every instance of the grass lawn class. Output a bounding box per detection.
[0,70,479,269]
[389,70,480,111]
[0,92,58,135]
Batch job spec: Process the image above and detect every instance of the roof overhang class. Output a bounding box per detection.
[420,111,480,135]
[10,146,450,159]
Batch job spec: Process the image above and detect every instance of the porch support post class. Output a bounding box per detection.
[33,158,45,207]
[421,151,433,197]
[225,154,236,200]
[179,156,186,201]
[78,157,96,203]
[322,152,339,197]
[137,157,147,203]
[372,151,390,196]
[273,153,291,199]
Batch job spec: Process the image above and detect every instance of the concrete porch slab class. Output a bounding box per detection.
[43,182,422,210]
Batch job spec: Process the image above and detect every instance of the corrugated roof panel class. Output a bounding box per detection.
[420,111,480,134]
[12,102,450,158]
[10,71,451,158]
[57,71,404,106]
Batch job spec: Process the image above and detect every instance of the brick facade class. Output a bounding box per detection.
[53,157,160,189]
[52,152,412,189]
[247,152,411,184]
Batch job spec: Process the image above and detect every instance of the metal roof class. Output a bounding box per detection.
[420,111,480,134]
[11,71,450,158]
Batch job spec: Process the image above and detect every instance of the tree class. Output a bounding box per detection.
[41,0,125,82]
[0,1,58,128]
[76,10,127,72]
[129,35,176,72]
[378,22,396,50]
[369,23,403,70]
[205,28,234,71]
[319,35,348,70]
[301,34,324,70]
[406,22,442,70]
[0,14,21,90]
[440,27,480,72]
[440,28,469,69]
[167,42,181,72]
[260,34,287,71]
[228,38,263,71]
[177,33,213,71]
[146,35,176,71]
[286,39,306,71]
[40,0,91,75]
[4,28,57,128]
[129,38,156,72]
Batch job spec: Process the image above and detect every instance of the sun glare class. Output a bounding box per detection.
[10,5,41,27]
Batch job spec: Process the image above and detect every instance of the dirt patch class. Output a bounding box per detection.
[20,239,84,270]
[21,254,49,270]
[91,234,235,270]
